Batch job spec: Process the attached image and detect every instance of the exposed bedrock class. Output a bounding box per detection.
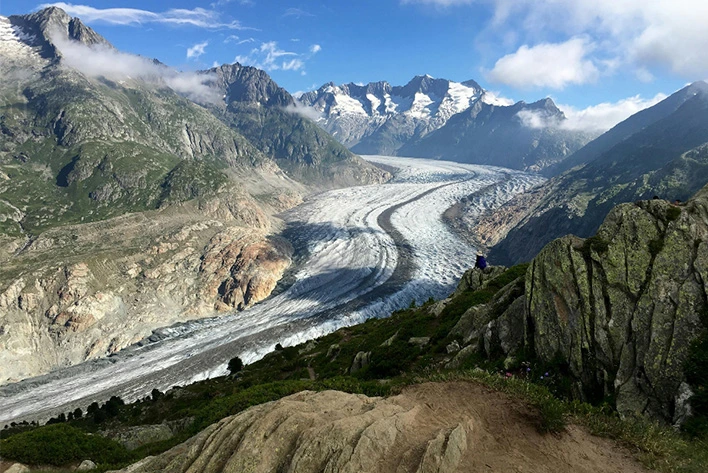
[113,383,651,473]
[451,189,708,423]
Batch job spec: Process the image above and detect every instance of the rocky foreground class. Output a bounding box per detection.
[113,382,650,473]
[448,191,708,423]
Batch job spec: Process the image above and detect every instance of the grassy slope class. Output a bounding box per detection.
[0,72,260,238]
[2,265,706,472]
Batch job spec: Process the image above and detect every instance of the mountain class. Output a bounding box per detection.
[546,81,708,176]
[398,97,592,171]
[474,81,708,265]
[4,189,708,470]
[0,7,387,383]
[299,76,595,171]
[205,63,387,187]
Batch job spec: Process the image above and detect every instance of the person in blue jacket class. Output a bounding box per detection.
[475,253,487,269]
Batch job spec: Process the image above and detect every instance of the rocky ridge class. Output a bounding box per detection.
[113,383,651,473]
[451,190,708,422]
[300,76,594,171]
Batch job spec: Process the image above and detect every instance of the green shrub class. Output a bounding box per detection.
[666,206,682,222]
[228,356,244,374]
[0,424,132,466]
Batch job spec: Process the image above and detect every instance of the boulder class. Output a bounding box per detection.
[326,344,340,359]
[446,340,460,354]
[408,337,430,347]
[452,265,506,296]
[5,464,30,473]
[77,459,97,471]
[103,423,173,450]
[350,351,371,374]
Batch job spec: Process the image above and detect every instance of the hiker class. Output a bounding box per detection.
[475,253,487,269]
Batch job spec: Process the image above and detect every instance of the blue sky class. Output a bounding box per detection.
[1,1,707,131]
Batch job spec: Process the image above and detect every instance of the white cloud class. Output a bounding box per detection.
[226,36,255,45]
[310,44,321,54]
[491,0,708,81]
[39,3,253,30]
[516,93,667,133]
[282,58,304,71]
[51,31,221,104]
[284,101,322,121]
[487,37,599,89]
[186,41,208,59]
[404,0,708,83]
[282,8,314,18]
[235,41,313,73]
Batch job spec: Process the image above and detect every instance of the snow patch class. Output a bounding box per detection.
[0,17,39,62]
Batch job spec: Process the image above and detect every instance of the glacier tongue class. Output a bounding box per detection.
[0,156,543,424]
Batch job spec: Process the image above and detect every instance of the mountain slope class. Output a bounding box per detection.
[0,6,385,383]
[479,82,708,264]
[399,98,592,171]
[206,64,388,188]
[300,76,594,171]
[547,81,708,176]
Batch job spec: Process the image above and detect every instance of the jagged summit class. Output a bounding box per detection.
[208,62,294,107]
[299,75,486,155]
[11,6,110,56]
[300,75,590,170]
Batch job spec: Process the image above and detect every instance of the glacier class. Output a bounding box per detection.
[0,156,543,424]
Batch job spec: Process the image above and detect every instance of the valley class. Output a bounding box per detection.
[0,156,542,425]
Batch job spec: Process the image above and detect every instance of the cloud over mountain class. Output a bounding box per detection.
[51,31,221,104]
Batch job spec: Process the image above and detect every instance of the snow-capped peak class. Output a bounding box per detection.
[481,91,514,107]
[297,75,517,151]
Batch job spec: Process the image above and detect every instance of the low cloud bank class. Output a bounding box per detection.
[51,31,222,105]
[284,101,322,121]
[516,93,666,133]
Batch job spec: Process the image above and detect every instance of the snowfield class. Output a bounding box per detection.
[0,156,544,424]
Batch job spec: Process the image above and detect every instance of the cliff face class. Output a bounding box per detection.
[527,196,708,421]
[454,190,708,422]
[0,199,293,384]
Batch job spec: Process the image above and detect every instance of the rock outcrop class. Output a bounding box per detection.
[452,190,708,423]
[112,382,651,473]
[0,200,292,384]
[526,197,707,421]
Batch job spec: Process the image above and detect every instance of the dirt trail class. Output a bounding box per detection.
[115,381,654,473]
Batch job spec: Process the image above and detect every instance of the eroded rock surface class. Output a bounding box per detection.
[526,196,708,420]
[113,382,651,473]
[0,200,292,384]
[451,190,708,422]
